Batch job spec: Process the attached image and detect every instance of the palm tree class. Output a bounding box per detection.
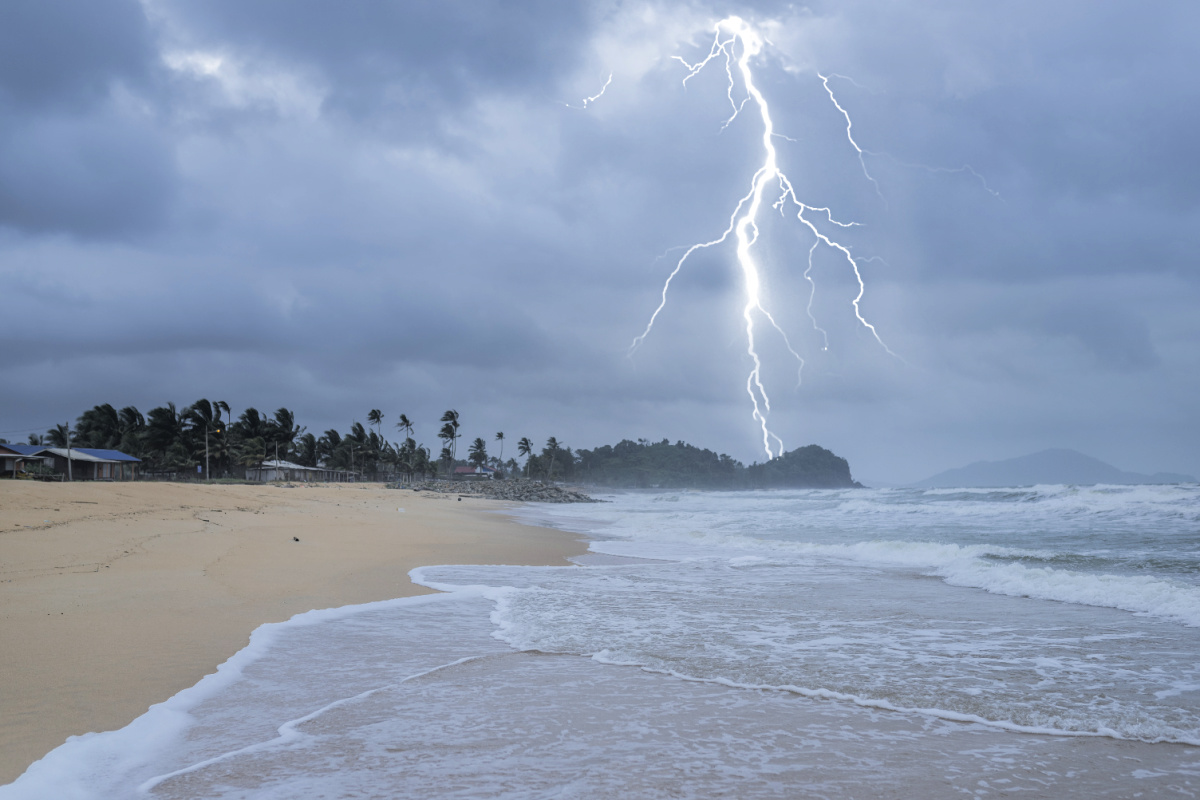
[545,437,561,481]
[185,399,230,478]
[318,429,344,468]
[75,404,121,448]
[295,432,319,467]
[495,431,505,462]
[517,437,534,478]
[367,409,383,440]
[116,406,146,457]
[146,403,187,460]
[396,413,413,446]
[47,423,72,448]
[468,437,488,468]
[438,423,457,476]
[439,410,461,468]
[269,408,304,463]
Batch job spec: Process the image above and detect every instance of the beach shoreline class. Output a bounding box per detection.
[0,480,585,784]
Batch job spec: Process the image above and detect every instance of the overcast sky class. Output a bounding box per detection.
[2,0,1197,484]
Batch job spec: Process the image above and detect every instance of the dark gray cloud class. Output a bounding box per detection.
[1,0,1197,482]
[0,0,156,109]
[0,1,174,237]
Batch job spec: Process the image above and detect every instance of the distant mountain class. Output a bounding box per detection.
[913,448,1195,489]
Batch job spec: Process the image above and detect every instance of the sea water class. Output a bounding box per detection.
[5,484,1200,798]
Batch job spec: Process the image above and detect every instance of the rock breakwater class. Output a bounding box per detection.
[392,480,600,503]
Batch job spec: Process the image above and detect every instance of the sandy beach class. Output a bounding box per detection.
[0,480,584,784]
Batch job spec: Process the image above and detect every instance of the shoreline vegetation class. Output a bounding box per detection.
[4,400,860,489]
[0,481,585,785]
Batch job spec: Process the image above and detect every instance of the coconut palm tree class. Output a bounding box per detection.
[146,403,187,459]
[438,410,461,469]
[318,429,344,468]
[185,399,230,478]
[295,432,319,467]
[75,404,121,448]
[270,408,303,461]
[517,437,534,478]
[46,422,72,448]
[438,423,457,476]
[545,437,561,481]
[367,409,383,440]
[396,414,413,445]
[116,406,146,457]
[468,437,488,468]
[495,431,505,462]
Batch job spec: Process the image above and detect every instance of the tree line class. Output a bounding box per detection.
[7,401,582,481]
[7,402,860,488]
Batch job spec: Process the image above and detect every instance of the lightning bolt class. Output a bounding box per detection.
[819,72,886,206]
[629,16,897,459]
[567,73,613,110]
[821,74,1002,199]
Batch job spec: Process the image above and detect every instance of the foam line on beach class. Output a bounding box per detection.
[0,592,477,800]
[138,653,491,793]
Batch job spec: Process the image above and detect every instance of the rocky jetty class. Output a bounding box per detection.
[392,480,600,503]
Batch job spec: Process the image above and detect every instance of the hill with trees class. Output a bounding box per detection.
[573,439,860,489]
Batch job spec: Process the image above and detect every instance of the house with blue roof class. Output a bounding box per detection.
[0,443,140,480]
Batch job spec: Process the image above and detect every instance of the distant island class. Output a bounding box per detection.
[913,448,1196,489]
[575,439,861,490]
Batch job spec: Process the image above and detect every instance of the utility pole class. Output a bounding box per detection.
[66,422,73,482]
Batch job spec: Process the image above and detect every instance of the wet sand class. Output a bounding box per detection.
[0,480,583,783]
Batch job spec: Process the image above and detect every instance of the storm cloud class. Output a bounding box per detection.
[2,0,1197,483]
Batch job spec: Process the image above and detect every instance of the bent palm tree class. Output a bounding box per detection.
[396,414,413,445]
[545,437,561,481]
[468,437,488,468]
[495,431,505,463]
[517,437,533,478]
[439,410,461,465]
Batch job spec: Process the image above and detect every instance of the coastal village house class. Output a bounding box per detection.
[0,443,53,478]
[0,443,140,480]
[454,465,497,480]
[245,459,352,483]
